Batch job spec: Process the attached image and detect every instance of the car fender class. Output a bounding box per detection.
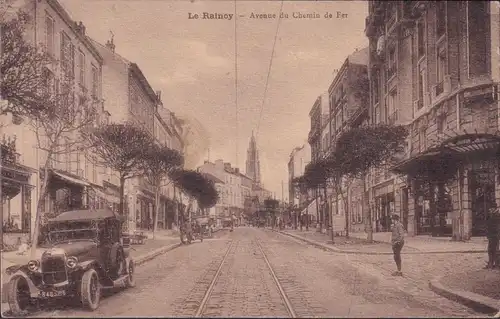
[7,269,41,298]
[78,260,99,272]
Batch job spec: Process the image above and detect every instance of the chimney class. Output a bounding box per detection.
[105,36,116,53]
[235,168,240,174]
[156,90,162,101]
[76,21,86,36]
[224,163,231,170]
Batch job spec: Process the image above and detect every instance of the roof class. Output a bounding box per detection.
[201,172,224,184]
[49,208,122,222]
[347,47,369,66]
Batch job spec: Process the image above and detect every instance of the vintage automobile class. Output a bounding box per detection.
[5,208,136,316]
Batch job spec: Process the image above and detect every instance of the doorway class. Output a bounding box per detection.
[469,161,496,236]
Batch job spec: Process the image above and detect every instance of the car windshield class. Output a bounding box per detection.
[47,221,98,244]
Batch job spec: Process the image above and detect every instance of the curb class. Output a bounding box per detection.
[429,276,500,315]
[135,242,182,266]
[272,229,487,255]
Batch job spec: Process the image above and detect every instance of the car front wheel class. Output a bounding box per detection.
[80,269,100,311]
[7,275,33,317]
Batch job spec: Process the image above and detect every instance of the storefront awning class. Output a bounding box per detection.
[301,199,317,216]
[93,187,120,204]
[391,132,500,176]
[53,170,90,187]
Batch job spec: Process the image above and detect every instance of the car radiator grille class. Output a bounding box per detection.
[41,256,67,285]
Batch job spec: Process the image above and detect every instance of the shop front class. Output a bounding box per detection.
[393,132,500,240]
[1,155,34,247]
[136,190,154,230]
[371,181,395,233]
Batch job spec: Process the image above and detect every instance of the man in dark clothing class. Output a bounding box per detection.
[486,205,500,269]
[391,214,405,276]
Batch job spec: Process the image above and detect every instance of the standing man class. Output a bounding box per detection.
[486,204,500,269]
[391,214,405,276]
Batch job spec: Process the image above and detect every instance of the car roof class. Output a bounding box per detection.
[48,208,122,223]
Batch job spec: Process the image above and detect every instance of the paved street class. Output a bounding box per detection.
[9,227,481,318]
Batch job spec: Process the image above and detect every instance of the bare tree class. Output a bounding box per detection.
[86,123,154,226]
[141,143,183,239]
[1,10,52,121]
[29,73,98,257]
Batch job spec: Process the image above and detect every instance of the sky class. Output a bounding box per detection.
[59,0,368,200]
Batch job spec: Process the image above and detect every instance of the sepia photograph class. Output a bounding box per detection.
[0,0,499,317]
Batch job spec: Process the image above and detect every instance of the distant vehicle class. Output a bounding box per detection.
[5,208,135,316]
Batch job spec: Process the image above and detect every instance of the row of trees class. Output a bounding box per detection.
[292,124,408,242]
[1,10,219,257]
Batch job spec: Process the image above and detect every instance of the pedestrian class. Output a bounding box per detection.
[486,204,500,269]
[391,214,405,276]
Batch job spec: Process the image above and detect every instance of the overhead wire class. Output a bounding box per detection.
[255,0,284,142]
[234,0,239,167]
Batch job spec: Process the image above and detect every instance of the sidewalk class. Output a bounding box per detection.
[277,228,486,254]
[273,228,499,315]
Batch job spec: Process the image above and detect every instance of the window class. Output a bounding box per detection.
[386,89,397,123]
[335,110,343,133]
[437,114,447,133]
[77,50,85,86]
[417,19,426,58]
[467,1,490,77]
[91,65,99,99]
[387,45,396,79]
[436,2,446,39]
[436,44,447,95]
[374,104,381,124]
[60,32,73,77]
[417,65,426,108]
[45,14,55,55]
[418,127,427,152]
[372,69,380,104]
[42,68,55,96]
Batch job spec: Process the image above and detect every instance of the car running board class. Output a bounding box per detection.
[101,275,129,289]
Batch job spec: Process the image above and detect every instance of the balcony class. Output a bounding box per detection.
[432,75,453,101]
[387,110,398,125]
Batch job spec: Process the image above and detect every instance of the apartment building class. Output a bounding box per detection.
[365,1,500,239]
[91,37,179,231]
[1,0,112,244]
[326,48,370,234]
[287,144,313,226]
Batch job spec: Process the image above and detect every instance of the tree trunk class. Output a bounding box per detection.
[153,187,160,240]
[30,163,50,259]
[363,178,373,242]
[315,188,320,232]
[118,175,127,231]
[336,178,350,238]
[323,185,333,243]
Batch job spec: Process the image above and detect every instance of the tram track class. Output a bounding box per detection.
[189,239,296,318]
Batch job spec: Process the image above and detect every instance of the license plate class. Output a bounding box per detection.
[39,290,66,298]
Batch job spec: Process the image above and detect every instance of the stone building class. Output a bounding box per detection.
[90,37,181,231]
[1,0,109,245]
[365,1,500,239]
[325,48,370,234]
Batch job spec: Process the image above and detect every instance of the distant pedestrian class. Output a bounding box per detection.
[486,204,500,269]
[391,214,405,276]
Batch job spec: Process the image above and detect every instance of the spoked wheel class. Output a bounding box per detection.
[7,275,33,317]
[125,260,136,288]
[81,269,100,311]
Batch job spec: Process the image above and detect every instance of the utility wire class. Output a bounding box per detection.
[255,0,284,141]
[234,0,239,167]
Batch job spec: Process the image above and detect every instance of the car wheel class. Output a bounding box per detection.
[7,275,33,317]
[125,260,136,288]
[80,269,100,311]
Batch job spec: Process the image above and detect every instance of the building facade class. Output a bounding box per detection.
[325,48,370,234]
[1,0,111,245]
[91,37,181,231]
[365,1,500,239]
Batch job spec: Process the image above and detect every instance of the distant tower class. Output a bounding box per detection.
[245,130,261,185]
